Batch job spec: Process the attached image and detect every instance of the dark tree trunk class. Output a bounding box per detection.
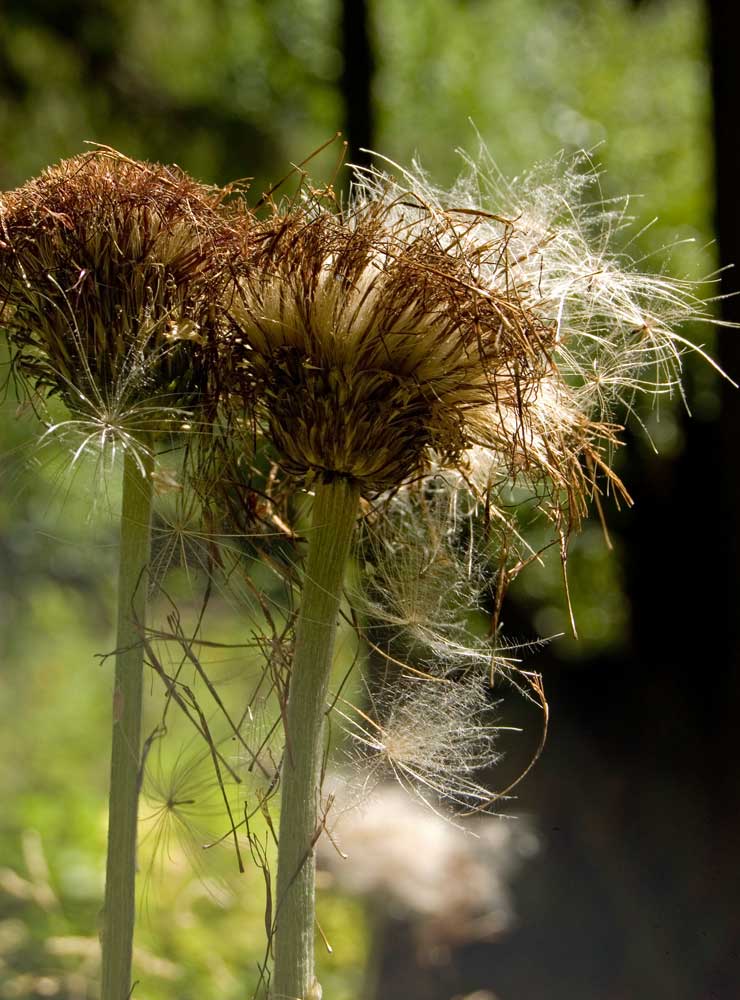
[707,0,740,754]
[340,0,375,168]
[702,4,740,994]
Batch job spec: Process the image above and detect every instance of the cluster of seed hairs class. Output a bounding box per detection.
[342,478,549,817]
[0,148,239,470]
[337,671,501,816]
[353,479,497,668]
[139,733,227,893]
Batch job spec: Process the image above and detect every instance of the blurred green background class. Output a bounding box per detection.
[2,1,738,998]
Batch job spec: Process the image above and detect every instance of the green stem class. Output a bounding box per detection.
[101,443,154,1000]
[272,477,361,1000]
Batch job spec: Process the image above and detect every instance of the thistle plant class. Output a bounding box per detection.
[215,148,716,998]
[0,149,235,1000]
[0,144,719,1000]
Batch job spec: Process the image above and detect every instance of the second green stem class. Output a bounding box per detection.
[272,477,360,1000]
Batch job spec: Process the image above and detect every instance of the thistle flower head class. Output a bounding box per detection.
[226,185,557,494]
[0,149,235,462]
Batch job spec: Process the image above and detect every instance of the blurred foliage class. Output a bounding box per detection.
[0,0,341,193]
[376,0,710,235]
[0,0,716,996]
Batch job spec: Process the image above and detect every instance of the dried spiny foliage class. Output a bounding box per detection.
[224,183,563,495]
[0,149,238,467]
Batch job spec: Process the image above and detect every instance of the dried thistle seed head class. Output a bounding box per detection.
[226,192,558,494]
[347,151,727,540]
[0,150,236,452]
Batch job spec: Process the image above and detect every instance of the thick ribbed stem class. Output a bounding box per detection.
[272,478,361,1000]
[101,444,154,1000]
